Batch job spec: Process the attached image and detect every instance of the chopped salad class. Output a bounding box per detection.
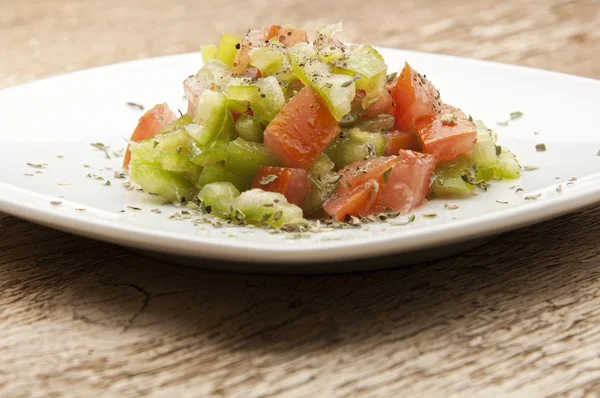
[123,23,521,228]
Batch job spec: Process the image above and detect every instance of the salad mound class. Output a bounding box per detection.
[123,23,521,228]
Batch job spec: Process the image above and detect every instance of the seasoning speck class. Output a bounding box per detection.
[444,203,459,210]
[524,165,540,171]
[126,101,145,110]
[421,213,438,219]
[90,142,111,159]
[127,206,142,211]
[260,174,278,185]
[104,180,111,186]
[57,155,64,159]
[535,143,547,152]
[75,208,86,212]
[525,193,542,200]
[23,173,34,177]
[150,208,162,214]
[496,200,509,204]
[556,185,563,193]
[26,163,47,169]
[50,201,62,206]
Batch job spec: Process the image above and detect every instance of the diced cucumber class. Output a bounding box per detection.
[430,155,476,197]
[471,120,500,181]
[197,163,252,192]
[198,182,240,217]
[195,59,232,89]
[302,154,339,215]
[129,161,197,203]
[215,33,242,69]
[158,114,193,135]
[235,114,264,143]
[349,114,395,133]
[325,128,386,169]
[249,44,284,76]
[313,22,345,63]
[225,77,285,122]
[201,45,217,64]
[224,137,279,179]
[159,151,203,182]
[495,149,521,179]
[290,43,355,120]
[231,189,304,227]
[187,90,229,146]
[188,138,229,166]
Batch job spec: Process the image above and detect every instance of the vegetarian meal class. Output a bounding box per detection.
[123,23,521,228]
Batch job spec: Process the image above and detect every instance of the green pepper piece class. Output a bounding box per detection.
[197,163,252,192]
[129,161,197,203]
[214,33,242,69]
[430,155,476,197]
[495,149,522,179]
[201,45,217,64]
[225,137,279,179]
[235,114,264,143]
[325,128,386,169]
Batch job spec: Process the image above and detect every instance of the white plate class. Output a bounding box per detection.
[1,49,599,274]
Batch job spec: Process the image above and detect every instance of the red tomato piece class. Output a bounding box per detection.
[251,166,313,207]
[122,103,177,169]
[324,178,381,221]
[266,25,308,47]
[415,104,477,161]
[337,156,400,193]
[390,63,441,133]
[384,130,421,155]
[363,90,393,118]
[372,150,436,214]
[264,86,340,169]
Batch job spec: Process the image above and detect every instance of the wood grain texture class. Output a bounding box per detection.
[1,0,600,396]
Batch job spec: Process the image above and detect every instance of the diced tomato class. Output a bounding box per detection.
[266,25,308,47]
[233,29,268,76]
[390,63,441,133]
[122,103,177,169]
[384,130,421,155]
[363,91,393,118]
[338,156,400,193]
[242,67,262,79]
[373,150,436,214]
[415,104,476,161]
[264,86,340,169]
[324,178,381,221]
[251,166,313,206]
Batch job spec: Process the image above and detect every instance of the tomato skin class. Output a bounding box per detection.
[384,130,421,155]
[264,86,340,169]
[391,63,441,133]
[373,150,436,213]
[415,104,477,161]
[266,25,308,47]
[324,178,381,221]
[251,166,313,206]
[122,103,177,169]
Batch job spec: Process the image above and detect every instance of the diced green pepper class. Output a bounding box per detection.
[249,44,284,76]
[225,77,285,122]
[430,155,476,197]
[214,33,242,69]
[195,59,232,89]
[224,137,279,179]
[235,114,264,143]
[231,189,304,227]
[471,120,500,181]
[129,161,197,203]
[158,151,203,182]
[290,43,355,120]
[197,163,252,192]
[495,149,521,179]
[201,45,217,64]
[325,128,386,169]
[198,182,240,217]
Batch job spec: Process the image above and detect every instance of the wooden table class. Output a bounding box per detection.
[1,0,600,396]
